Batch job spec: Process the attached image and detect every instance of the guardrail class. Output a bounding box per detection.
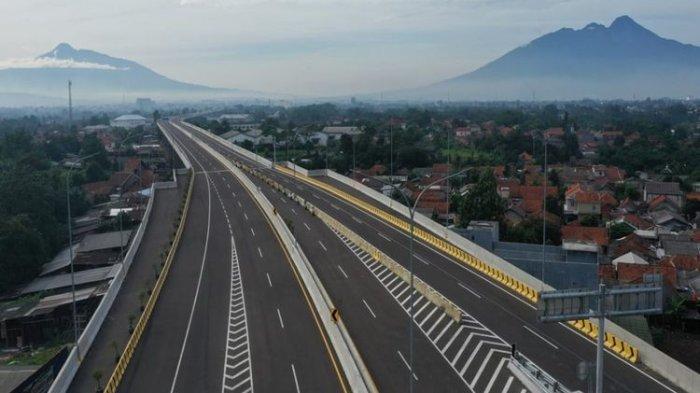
[185,128,377,393]
[48,184,157,393]
[509,349,577,393]
[103,169,194,393]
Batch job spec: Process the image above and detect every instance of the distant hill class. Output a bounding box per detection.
[0,43,248,105]
[393,15,700,101]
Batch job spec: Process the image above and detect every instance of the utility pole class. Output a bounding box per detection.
[68,80,73,130]
[541,134,548,287]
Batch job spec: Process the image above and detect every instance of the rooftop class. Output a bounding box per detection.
[78,230,132,253]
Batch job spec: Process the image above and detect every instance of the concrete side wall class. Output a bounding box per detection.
[49,184,157,393]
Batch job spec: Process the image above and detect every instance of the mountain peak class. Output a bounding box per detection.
[609,15,642,30]
[39,43,78,59]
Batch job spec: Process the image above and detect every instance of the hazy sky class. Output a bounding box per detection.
[1,0,699,96]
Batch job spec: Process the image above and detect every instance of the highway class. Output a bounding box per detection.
[179,120,684,393]
[117,121,344,393]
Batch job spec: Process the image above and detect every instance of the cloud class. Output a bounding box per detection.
[0,57,125,70]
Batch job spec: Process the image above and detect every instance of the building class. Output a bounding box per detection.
[644,181,684,208]
[111,114,148,129]
[136,98,155,112]
[219,114,253,123]
[321,126,361,141]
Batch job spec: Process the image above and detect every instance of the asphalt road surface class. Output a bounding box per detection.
[117,122,344,393]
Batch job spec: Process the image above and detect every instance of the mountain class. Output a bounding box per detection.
[394,15,700,101]
[0,43,245,104]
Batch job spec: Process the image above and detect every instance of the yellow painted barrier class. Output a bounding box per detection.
[103,169,195,393]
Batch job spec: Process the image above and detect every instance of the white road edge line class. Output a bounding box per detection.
[522,325,559,350]
[458,282,482,299]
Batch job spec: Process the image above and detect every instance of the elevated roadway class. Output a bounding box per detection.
[180,120,684,393]
[169,120,531,392]
[117,122,344,393]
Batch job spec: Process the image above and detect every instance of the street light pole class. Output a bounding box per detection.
[65,173,79,357]
[64,151,99,358]
[541,135,548,287]
[353,168,469,393]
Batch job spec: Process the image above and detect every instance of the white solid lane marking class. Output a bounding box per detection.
[250,228,255,237]
[291,364,301,393]
[318,241,327,251]
[377,232,392,242]
[362,299,377,318]
[277,308,285,329]
[257,247,263,258]
[337,265,349,279]
[397,350,419,381]
[414,254,430,265]
[523,325,558,350]
[266,273,272,287]
[169,136,214,393]
[303,222,311,231]
[458,282,482,299]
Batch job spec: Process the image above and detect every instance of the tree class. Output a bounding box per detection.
[609,223,634,240]
[0,215,48,292]
[455,170,505,226]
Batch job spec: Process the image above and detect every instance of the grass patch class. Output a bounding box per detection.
[2,344,66,366]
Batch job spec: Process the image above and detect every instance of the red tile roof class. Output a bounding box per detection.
[561,225,609,246]
[621,214,654,230]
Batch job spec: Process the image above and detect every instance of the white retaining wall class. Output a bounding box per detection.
[49,184,156,393]
[182,122,274,168]
[50,121,194,393]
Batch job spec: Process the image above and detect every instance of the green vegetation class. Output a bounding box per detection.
[452,170,505,224]
[1,344,65,366]
[0,117,109,292]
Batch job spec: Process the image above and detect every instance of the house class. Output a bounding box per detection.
[561,225,609,254]
[309,131,329,146]
[230,129,273,145]
[650,210,692,232]
[647,195,681,214]
[218,114,252,123]
[110,114,148,129]
[219,130,241,141]
[564,184,618,218]
[612,251,649,268]
[321,126,361,139]
[644,181,684,208]
[544,127,565,139]
[615,214,654,231]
